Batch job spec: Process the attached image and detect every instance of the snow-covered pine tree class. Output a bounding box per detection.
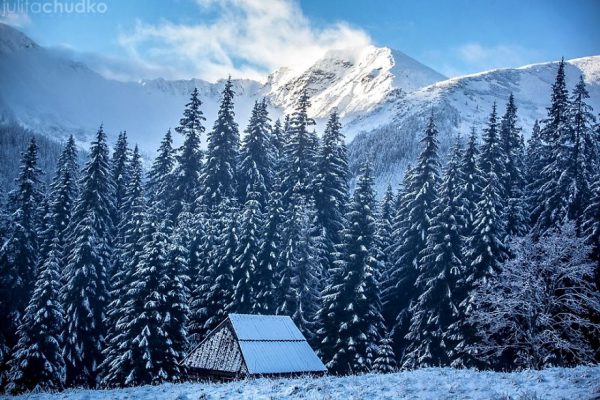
[237,99,272,209]
[254,175,284,314]
[372,329,398,374]
[111,131,131,231]
[530,60,572,234]
[313,110,349,275]
[280,90,317,204]
[101,146,146,386]
[201,199,238,334]
[146,129,175,215]
[277,195,322,342]
[457,168,509,368]
[403,138,466,369]
[381,166,413,317]
[317,163,384,374]
[114,216,179,387]
[479,103,507,219]
[46,135,79,255]
[186,206,214,345]
[6,237,65,394]
[271,118,286,161]
[161,219,190,370]
[0,138,44,352]
[377,184,396,302]
[62,126,114,388]
[499,94,528,237]
[232,182,264,314]
[568,76,598,233]
[201,77,239,210]
[385,115,440,359]
[457,128,481,239]
[524,120,544,222]
[173,88,206,218]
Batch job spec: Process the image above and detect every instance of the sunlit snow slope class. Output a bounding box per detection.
[1,23,599,191]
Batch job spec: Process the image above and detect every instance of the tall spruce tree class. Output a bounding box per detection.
[62,126,114,388]
[313,110,349,275]
[458,167,509,367]
[111,217,180,387]
[277,196,322,341]
[499,95,527,236]
[173,88,205,218]
[457,128,481,239]
[7,237,65,394]
[201,77,240,209]
[47,135,79,254]
[525,120,544,222]
[186,207,214,345]
[0,138,44,352]
[146,129,175,214]
[101,146,147,386]
[377,184,396,299]
[232,186,264,314]
[201,199,237,334]
[403,139,466,368]
[111,131,131,230]
[254,176,284,314]
[271,118,286,160]
[280,90,317,204]
[568,76,598,233]
[386,115,440,359]
[317,163,384,374]
[530,60,572,234]
[161,218,190,367]
[237,100,272,208]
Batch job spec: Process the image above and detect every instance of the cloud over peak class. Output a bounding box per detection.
[117,0,372,82]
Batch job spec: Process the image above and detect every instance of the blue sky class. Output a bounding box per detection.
[2,0,599,81]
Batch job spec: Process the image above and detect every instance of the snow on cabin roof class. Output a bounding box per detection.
[240,341,326,375]
[229,314,326,375]
[183,314,327,376]
[228,313,306,341]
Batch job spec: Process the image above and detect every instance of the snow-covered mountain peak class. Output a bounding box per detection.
[264,44,446,119]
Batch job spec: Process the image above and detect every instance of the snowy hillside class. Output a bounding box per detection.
[349,56,600,192]
[0,23,444,155]
[4,367,599,400]
[1,23,599,190]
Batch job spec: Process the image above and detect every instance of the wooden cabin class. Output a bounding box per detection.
[181,314,327,379]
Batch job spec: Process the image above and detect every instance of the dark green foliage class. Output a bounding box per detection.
[202,78,240,209]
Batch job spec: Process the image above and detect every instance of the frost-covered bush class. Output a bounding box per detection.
[468,222,600,370]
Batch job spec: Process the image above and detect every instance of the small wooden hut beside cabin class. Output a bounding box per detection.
[181,314,327,379]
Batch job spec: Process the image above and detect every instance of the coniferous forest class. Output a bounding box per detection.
[0,61,599,394]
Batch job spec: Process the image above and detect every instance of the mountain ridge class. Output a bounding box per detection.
[1,23,599,192]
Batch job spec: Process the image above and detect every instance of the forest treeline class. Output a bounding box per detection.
[0,61,599,394]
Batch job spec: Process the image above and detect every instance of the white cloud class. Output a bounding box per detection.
[0,11,32,28]
[115,0,372,82]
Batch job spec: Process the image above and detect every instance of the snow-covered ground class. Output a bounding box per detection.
[4,366,599,400]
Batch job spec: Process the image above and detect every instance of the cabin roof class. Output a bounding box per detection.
[182,314,327,376]
[228,313,306,341]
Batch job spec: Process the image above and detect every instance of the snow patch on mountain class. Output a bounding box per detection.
[348,56,600,194]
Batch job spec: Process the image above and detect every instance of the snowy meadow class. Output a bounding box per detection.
[4,367,599,400]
